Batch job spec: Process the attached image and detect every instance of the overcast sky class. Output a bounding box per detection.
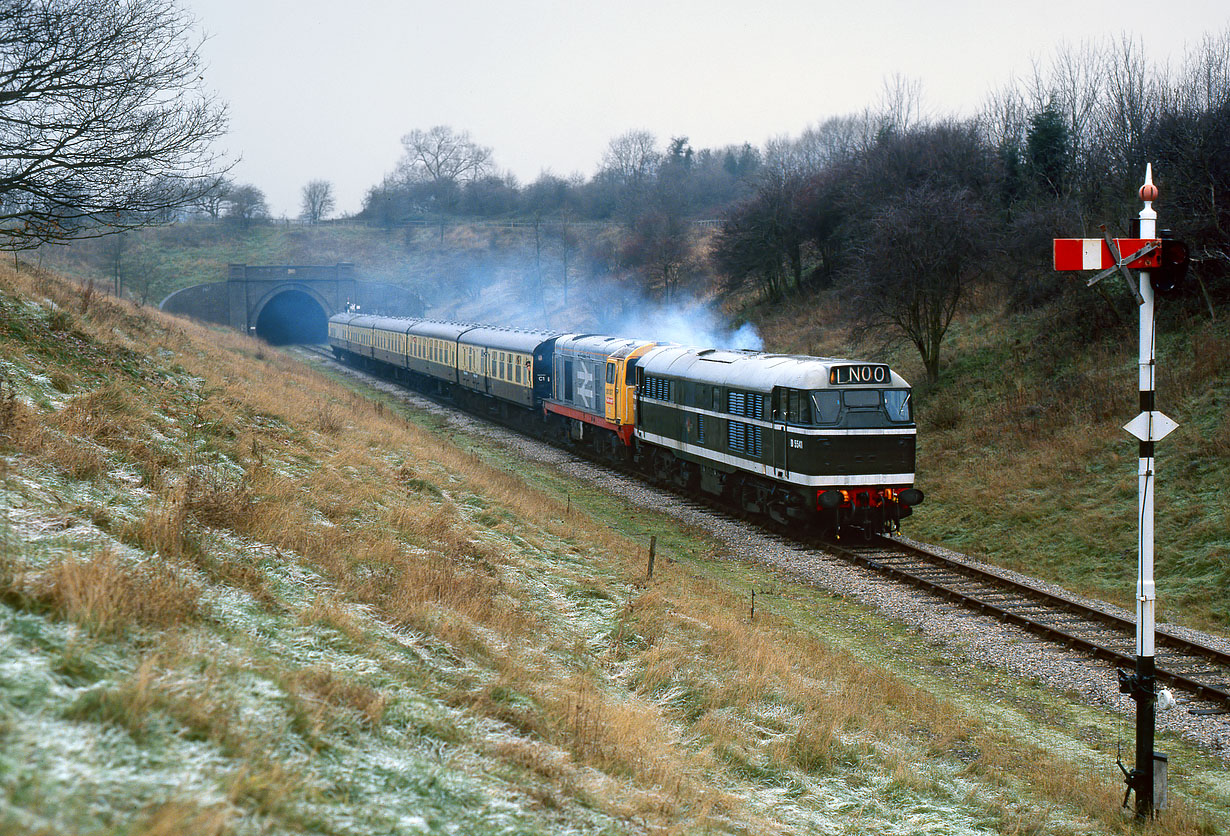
[185,0,1230,218]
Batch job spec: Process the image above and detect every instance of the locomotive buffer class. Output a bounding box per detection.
[1054,165,1180,820]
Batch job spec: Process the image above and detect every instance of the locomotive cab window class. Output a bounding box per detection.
[785,389,813,424]
[811,391,841,424]
[843,390,880,409]
[884,389,912,422]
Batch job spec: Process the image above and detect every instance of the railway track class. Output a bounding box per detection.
[828,536,1230,716]
[297,344,1230,717]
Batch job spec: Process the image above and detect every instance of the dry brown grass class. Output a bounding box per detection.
[225,757,304,819]
[121,486,198,560]
[36,550,200,637]
[284,665,387,731]
[297,593,365,641]
[131,801,232,836]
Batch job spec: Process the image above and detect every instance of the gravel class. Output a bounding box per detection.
[309,349,1230,761]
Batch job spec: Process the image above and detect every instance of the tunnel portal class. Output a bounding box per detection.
[254,290,329,345]
[159,263,423,337]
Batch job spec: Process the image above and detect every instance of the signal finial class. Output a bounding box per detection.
[1139,163,1158,203]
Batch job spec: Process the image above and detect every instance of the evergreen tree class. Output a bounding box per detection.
[1025,106,1069,197]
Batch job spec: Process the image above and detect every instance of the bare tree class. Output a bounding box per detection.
[875,73,926,136]
[398,126,493,186]
[795,114,878,171]
[1024,40,1105,198]
[300,179,335,223]
[852,187,988,383]
[1094,35,1161,180]
[601,130,659,188]
[623,207,694,303]
[0,0,229,249]
[193,175,233,219]
[224,184,269,227]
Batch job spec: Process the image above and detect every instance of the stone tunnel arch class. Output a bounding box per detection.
[250,284,332,345]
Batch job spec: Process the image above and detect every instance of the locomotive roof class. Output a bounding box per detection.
[637,345,910,391]
[554,334,653,359]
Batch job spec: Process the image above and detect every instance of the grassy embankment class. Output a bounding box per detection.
[758,288,1230,636]
[2,264,1228,833]
[47,219,1228,636]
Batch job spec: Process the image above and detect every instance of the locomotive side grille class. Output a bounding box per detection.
[727,421,762,457]
[644,376,672,402]
[727,390,764,420]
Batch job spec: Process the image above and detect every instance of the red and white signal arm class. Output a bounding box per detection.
[1053,238,1160,271]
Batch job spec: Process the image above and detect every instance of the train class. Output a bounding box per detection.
[327,313,923,534]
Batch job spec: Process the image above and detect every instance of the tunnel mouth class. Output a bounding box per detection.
[254,290,328,345]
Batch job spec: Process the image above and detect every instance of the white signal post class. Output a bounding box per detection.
[1053,164,1178,819]
[1122,164,1178,820]
[1136,163,1158,668]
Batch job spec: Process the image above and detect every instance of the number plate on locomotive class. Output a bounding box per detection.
[829,364,890,385]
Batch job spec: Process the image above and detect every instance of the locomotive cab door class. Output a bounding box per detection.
[771,388,790,479]
[604,360,619,424]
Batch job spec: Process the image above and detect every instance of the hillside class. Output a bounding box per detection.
[4,264,1229,833]
[37,220,1230,634]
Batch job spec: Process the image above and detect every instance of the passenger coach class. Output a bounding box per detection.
[456,325,560,410]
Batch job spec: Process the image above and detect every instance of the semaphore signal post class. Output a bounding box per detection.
[1053,165,1186,820]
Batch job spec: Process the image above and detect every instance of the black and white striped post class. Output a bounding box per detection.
[1054,165,1179,819]
[1119,164,1178,820]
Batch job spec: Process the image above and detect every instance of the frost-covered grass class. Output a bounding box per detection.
[0,262,1225,835]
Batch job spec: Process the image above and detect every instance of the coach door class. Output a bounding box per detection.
[771,388,790,479]
[604,360,619,423]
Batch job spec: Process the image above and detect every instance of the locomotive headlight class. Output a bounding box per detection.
[898,488,924,507]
